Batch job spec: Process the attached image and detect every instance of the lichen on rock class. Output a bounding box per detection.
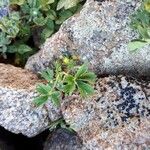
[61,76,150,149]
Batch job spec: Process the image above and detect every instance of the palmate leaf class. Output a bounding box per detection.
[77,80,95,97]
[64,83,76,96]
[41,68,54,82]
[78,72,96,84]
[51,91,61,106]
[33,95,48,106]
[75,64,88,78]
[64,74,76,95]
[36,83,51,94]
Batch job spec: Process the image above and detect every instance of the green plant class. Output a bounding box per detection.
[0,32,11,58]
[128,0,150,51]
[34,57,96,107]
[49,118,75,133]
[0,0,85,65]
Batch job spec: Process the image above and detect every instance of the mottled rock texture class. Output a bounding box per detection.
[44,128,83,150]
[61,76,150,149]
[25,0,150,77]
[0,64,61,137]
[0,1,8,19]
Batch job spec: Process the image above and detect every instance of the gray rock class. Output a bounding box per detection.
[44,128,83,150]
[61,76,150,149]
[25,0,150,77]
[0,0,9,19]
[0,64,61,137]
[0,7,8,19]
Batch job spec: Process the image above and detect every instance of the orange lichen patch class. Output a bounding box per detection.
[0,63,42,90]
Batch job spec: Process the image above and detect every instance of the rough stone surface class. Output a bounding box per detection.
[0,7,8,19]
[25,0,150,77]
[0,0,9,19]
[0,64,61,137]
[61,76,150,149]
[44,128,83,150]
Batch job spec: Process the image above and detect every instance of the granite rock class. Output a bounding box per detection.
[25,0,150,77]
[61,76,150,149]
[0,64,61,137]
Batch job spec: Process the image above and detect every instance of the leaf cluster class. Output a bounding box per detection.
[0,0,84,65]
[128,0,150,51]
[34,58,96,107]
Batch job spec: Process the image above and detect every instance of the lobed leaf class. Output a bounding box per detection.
[33,96,48,106]
[77,80,95,97]
[41,68,54,82]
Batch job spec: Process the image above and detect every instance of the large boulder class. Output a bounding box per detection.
[25,0,150,77]
[0,64,61,137]
[61,76,150,149]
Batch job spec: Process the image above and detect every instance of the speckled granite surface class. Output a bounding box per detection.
[62,76,150,149]
[0,64,61,137]
[25,0,150,77]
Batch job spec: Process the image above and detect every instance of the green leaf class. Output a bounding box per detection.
[77,80,95,97]
[55,61,62,75]
[46,10,57,20]
[36,83,51,94]
[7,44,32,54]
[41,28,54,40]
[39,0,55,9]
[33,96,48,106]
[56,10,73,24]
[65,75,74,84]
[51,91,61,106]
[57,0,80,10]
[41,68,54,81]
[75,64,88,78]
[64,83,76,96]
[78,72,96,84]
[137,25,150,39]
[33,16,47,26]
[9,12,20,21]
[46,19,54,30]
[17,44,32,54]
[27,0,40,8]
[21,3,30,14]
[10,0,25,5]
[0,32,11,46]
[64,75,76,95]
[144,1,150,12]
[128,40,149,52]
